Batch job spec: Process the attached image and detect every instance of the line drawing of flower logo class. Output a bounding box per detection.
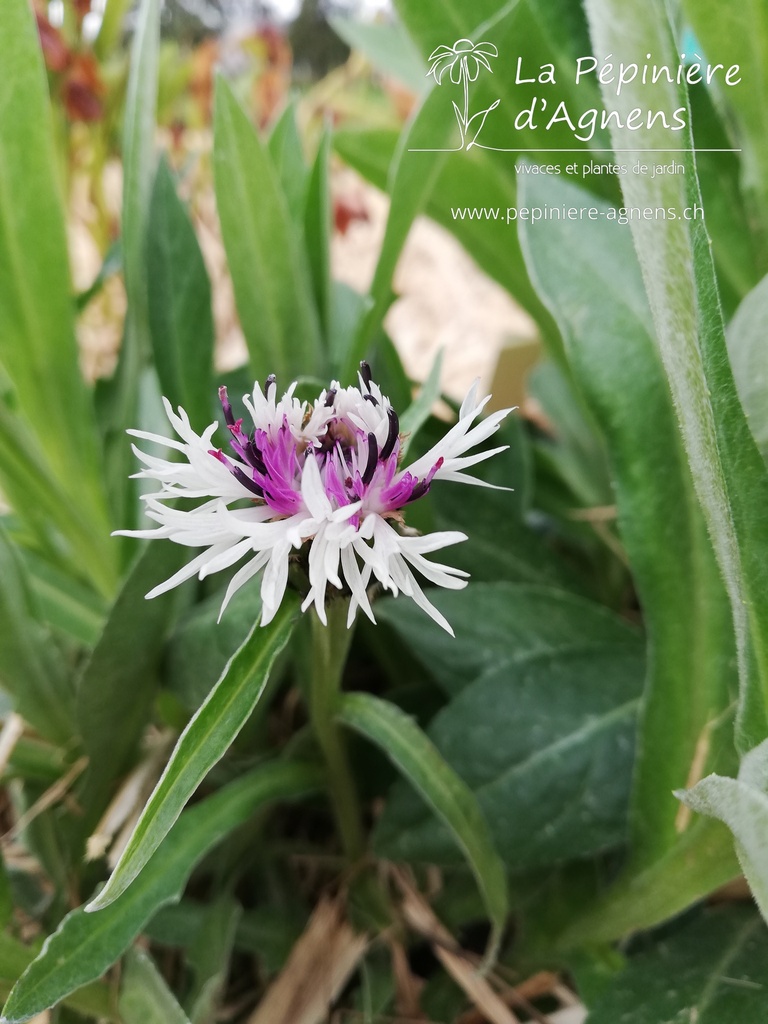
[427,38,500,150]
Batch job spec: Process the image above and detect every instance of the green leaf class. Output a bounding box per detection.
[583,0,768,751]
[0,526,74,745]
[518,171,737,870]
[213,79,321,381]
[553,814,739,951]
[76,541,185,822]
[680,738,768,924]
[86,599,297,910]
[0,760,320,1023]
[147,160,214,428]
[419,420,585,593]
[186,897,241,1024]
[304,130,333,352]
[376,613,645,871]
[378,581,641,697]
[0,0,115,594]
[166,585,263,712]
[20,552,105,648]
[122,0,160,365]
[267,102,309,227]
[336,691,508,954]
[101,0,161,539]
[119,949,190,1024]
[329,15,427,94]
[0,933,116,1020]
[680,0,768,262]
[726,273,768,459]
[687,83,759,307]
[585,906,768,1024]
[342,0,615,373]
[398,349,443,460]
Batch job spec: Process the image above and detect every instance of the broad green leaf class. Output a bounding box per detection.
[86,599,297,910]
[585,906,768,1024]
[119,949,190,1024]
[376,645,644,871]
[76,541,185,823]
[0,526,74,745]
[1,761,320,1023]
[186,897,241,1024]
[329,15,427,94]
[519,171,737,868]
[336,691,508,954]
[147,160,214,428]
[378,582,641,697]
[304,130,333,350]
[0,0,114,594]
[583,0,768,750]
[213,79,321,381]
[726,273,768,459]
[680,0,768,263]
[680,739,768,924]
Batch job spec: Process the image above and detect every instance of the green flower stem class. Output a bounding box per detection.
[308,602,365,862]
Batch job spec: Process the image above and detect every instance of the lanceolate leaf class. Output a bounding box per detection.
[1,761,320,1023]
[0,526,74,746]
[101,0,161,536]
[122,0,160,366]
[213,79,321,382]
[336,692,508,952]
[680,0,768,263]
[86,599,298,910]
[583,0,768,750]
[147,160,215,429]
[304,130,333,352]
[519,172,737,869]
[119,949,191,1024]
[76,541,185,823]
[0,0,114,594]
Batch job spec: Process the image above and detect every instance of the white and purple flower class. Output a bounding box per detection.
[117,364,512,635]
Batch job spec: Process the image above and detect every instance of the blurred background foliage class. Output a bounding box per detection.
[0,0,768,1021]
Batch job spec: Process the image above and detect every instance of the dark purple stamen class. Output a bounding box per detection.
[266,373,277,389]
[380,407,399,461]
[209,448,264,497]
[360,361,373,390]
[361,432,378,486]
[325,388,337,407]
[363,393,379,407]
[232,466,264,497]
[219,386,235,427]
[406,480,431,502]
